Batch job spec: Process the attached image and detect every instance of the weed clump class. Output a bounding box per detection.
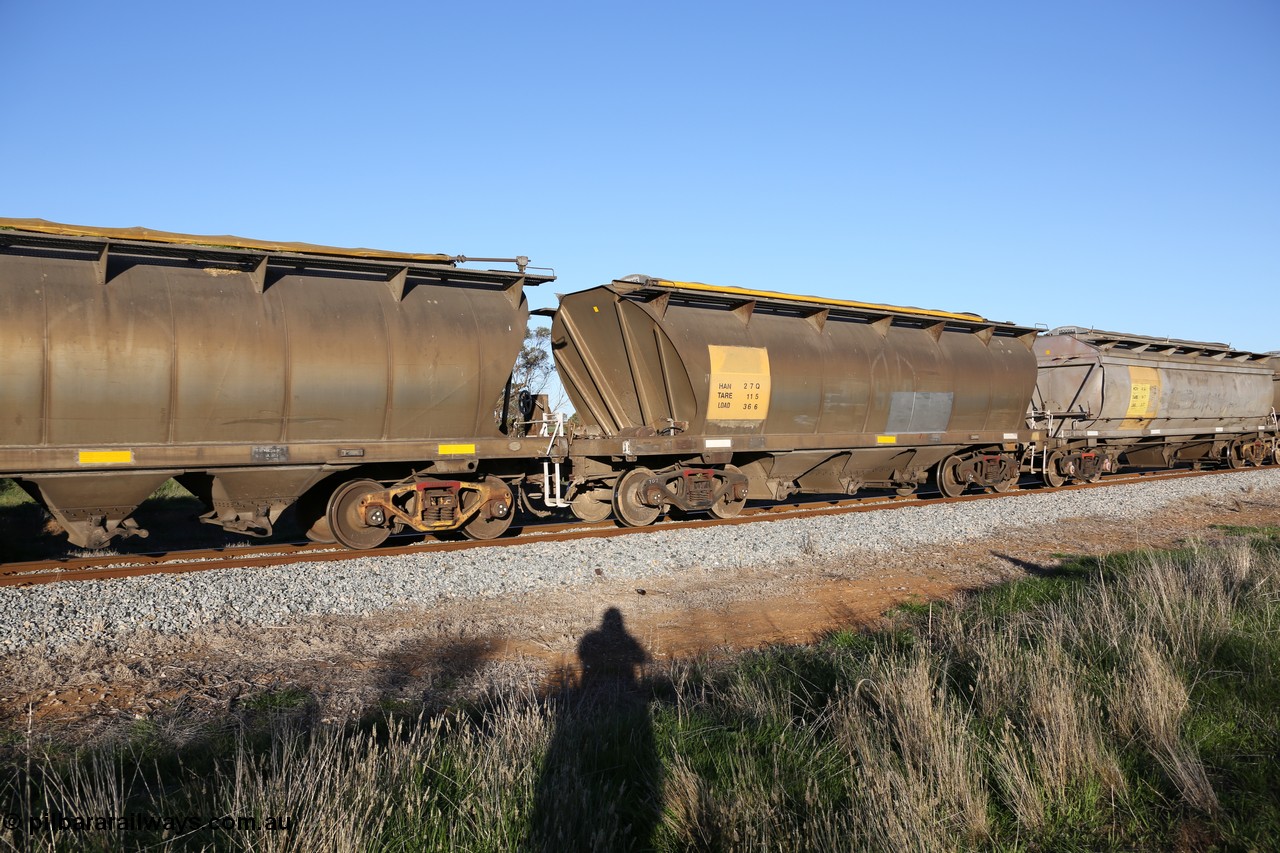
[2,536,1278,851]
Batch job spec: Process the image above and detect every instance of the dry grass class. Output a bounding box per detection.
[3,538,1279,851]
[1113,634,1219,814]
[833,649,990,850]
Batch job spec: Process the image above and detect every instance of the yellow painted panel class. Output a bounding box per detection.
[78,450,134,465]
[438,443,476,455]
[876,435,897,444]
[1125,383,1153,417]
[1121,366,1161,428]
[708,345,771,422]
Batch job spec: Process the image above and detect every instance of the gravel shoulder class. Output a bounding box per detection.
[2,469,1278,741]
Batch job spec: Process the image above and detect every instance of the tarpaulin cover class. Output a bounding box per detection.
[0,217,454,263]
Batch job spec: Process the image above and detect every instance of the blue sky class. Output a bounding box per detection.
[3,2,1277,350]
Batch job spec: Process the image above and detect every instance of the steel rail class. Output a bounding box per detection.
[0,466,1269,589]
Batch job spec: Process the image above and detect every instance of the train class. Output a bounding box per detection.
[0,219,1276,551]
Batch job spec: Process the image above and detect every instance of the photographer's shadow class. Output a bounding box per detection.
[529,607,662,851]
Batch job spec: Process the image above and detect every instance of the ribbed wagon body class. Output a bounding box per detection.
[6,217,1277,553]
[550,276,1040,517]
[1030,328,1278,481]
[1269,353,1280,416]
[0,219,551,547]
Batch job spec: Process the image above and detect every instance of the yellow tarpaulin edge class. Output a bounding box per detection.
[656,278,989,323]
[0,218,454,264]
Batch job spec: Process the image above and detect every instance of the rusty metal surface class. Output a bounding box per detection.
[0,224,551,546]
[553,277,1038,439]
[0,227,548,464]
[358,476,514,536]
[1033,328,1276,436]
[551,277,1038,494]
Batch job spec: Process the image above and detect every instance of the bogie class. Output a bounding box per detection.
[1,220,1275,552]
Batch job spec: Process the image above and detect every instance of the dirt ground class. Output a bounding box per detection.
[2,486,1278,743]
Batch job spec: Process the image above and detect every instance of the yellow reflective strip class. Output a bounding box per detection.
[876,435,897,444]
[78,450,134,465]
[438,443,476,455]
[656,279,987,323]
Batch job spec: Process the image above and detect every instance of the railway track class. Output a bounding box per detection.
[0,466,1266,589]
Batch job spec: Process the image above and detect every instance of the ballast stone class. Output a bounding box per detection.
[0,469,1276,655]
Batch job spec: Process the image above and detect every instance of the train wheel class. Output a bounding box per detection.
[327,479,391,550]
[1227,441,1248,469]
[613,467,662,527]
[461,477,514,540]
[936,456,968,498]
[1042,452,1067,488]
[570,491,613,523]
[708,465,747,519]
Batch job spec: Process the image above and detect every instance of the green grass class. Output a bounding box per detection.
[144,478,202,506]
[1210,523,1280,542]
[240,687,314,714]
[888,598,931,616]
[0,478,32,509]
[3,535,1279,851]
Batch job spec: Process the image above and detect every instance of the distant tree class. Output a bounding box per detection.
[496,325,555,434]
